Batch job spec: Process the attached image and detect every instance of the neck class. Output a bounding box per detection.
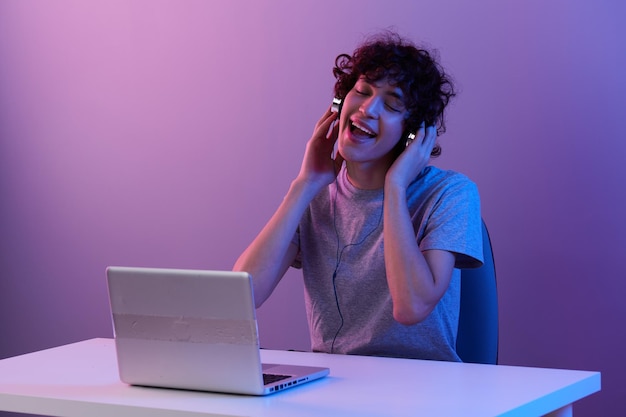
[345,159,392,190]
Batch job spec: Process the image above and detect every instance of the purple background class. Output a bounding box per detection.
[1,1,624,416]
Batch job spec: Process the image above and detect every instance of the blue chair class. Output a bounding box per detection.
[456,219,499,364]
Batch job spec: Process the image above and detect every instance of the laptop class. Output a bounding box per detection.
[106,266,329,395]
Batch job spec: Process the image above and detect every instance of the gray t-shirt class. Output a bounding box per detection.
[293,165,483,361]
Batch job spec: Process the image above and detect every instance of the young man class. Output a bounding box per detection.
[234,31,483,361]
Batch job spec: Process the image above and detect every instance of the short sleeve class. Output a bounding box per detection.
[416,173,483,269]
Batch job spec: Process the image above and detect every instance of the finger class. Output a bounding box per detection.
[326,115,340,140]
[417,122,427,140]
[406,128,436,155]
[315,107,338,129]
[423,125,437,144]
[317,116,339,141]
[420,126,437,155]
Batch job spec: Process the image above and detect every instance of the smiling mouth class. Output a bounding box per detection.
[350,121,376,138]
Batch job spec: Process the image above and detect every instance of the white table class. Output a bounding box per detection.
[0,338,600,417]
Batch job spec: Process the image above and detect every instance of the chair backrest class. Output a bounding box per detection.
[456,219,499,364]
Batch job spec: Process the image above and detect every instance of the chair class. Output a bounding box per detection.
[456,219,499,364]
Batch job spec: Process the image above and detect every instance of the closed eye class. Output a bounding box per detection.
[353,79,406,113]
[385,96,406,113]
[385,102,403,112]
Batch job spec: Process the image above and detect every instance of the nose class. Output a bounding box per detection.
[359,96,382,118]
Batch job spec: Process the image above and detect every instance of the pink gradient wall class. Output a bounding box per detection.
[1,1,624,416]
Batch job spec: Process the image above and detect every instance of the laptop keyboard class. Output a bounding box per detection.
[263,373,291,385]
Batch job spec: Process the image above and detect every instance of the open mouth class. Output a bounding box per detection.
[350,120,377,139]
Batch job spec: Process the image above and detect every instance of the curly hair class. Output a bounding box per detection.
[333,31,456,157]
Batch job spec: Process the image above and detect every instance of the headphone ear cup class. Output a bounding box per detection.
[405,131,416,148]
[332,97,343,116]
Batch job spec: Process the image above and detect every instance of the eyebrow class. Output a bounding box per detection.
[386,89,404,101]
[358,77,405,101]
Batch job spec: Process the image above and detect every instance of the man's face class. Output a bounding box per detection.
[337,76,407,167]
